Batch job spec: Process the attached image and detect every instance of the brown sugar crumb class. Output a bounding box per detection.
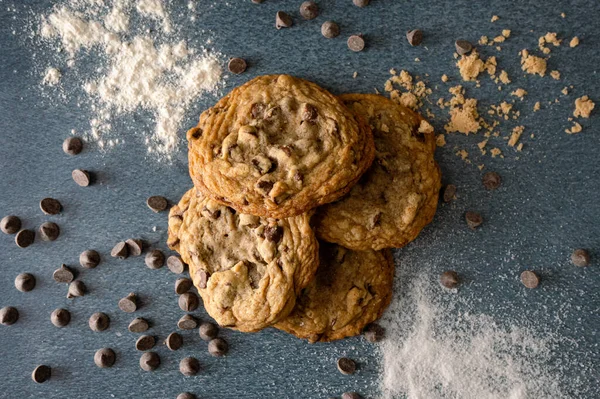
[456,51,486,81]
[456,149,470,162]
[573,96,595,118]
[562,87,569,95]
[386,70,432,111]
[502,30,511,38]
[533,102,541,111]
[446,99,481,134]
[498,70,511,84]
[511,88,528,99]
[491,15,500,22]
[490,148,502,157]
[479,36,489,45]
[493,35,506,43]
[520,50,547,76]
[539,32,561,54]
[570,37,580,48]
[436,134,446,147]
[550,70,561,80]
[508,125,524,147]
[478,139,488,154]
[485,56,497,76]
[441,74,449,82]
[565,121,583,134]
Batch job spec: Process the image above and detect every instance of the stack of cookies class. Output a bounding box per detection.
[167,74,441,342]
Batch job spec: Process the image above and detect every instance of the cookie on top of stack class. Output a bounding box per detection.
[167,74,441,341]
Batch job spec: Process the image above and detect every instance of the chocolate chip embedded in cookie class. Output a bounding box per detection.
[313,94,441,250]
[167,188,319,333]
[187,74,375,219]
[275,242,394,343]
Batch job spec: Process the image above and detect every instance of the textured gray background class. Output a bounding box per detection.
[0,0,599,398]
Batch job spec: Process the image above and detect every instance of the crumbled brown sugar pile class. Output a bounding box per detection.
[520,49,547,76]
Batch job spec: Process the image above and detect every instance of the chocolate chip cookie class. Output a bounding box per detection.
[275,242,394,342]
[313,94,441,250]
[187,75,375,219]
[167,188,319,332]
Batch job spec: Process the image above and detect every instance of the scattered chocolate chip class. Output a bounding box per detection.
[299,1,318,19]
[179,292,200,312]
[32,365,51,383]
[94,348,116,368]
[482,171,501,190]
[321,21,340,38]
[89,312,110,332]
[165,332,183,351]
[50,308,71,327]
[520,270,539,288]
[178,314,198,330]
[465,211,483,230]
[228,58,247,74]
[63,136,83,155]
[80,250,101,268]
[39,222,60,241]
[443,184,457,203]
[15,273,36,292]
[125,238,144,256]
[72,169,91,187]
[147,196,168,213]
[40,198,62,215]
[199,322,218,341]
[455,39,473,55]
[1,215,21,234]
[145,249,165,269]
[128,317,149,333]
[208,338,229,357]
[175,277,193,295]
[136,335,156,351]
[571,249,590,267]
[167,255,186,274]
[347,34,365,52]
[352,0,369,7]
[15,229,35,248]
[67,280,87,298]
[0,306,19,325]
[53,264,74,283]
[196,270,209,289]
[363,323,385,343]
[275,11,293,29]
[406,29,423,46]
[177,393,196,399]
[440,270,460,289]
[251,0,263,3]
[341,393,362,399]
[111,241,129,259]
[180,357,200,376]
[264,225,283,243]
[139,352,160,371]
[118,293,138,313]
[337,357,356,375]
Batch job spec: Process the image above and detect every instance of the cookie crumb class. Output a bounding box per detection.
[520,50,547,76]
[550,70,561,80]
[441,74,449,82]
[502,29,511,38]
[491,15,499,22]
[569,37,580,48]
[538,32,561,54]
[456,51,485,81]
[565,122,582,134]
[533,102,541,111]
[561,12,566,18]
[436,134,446,147]
[479,36,489,45]
[508,126,524,147]
[561,87,569,95]
[573,95,595,118]
[353,71,358,79]
[498,70,511,84]
[511,88,528,99]
[418,120,435,134]
[456,149,470,162]
[490,148,502,157]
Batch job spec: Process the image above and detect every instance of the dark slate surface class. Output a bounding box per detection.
[0,1,599,398]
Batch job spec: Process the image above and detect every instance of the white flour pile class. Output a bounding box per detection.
[35,0,223,159]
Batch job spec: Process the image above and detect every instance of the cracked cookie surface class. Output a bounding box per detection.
[314,94,441,250]
[167,188,319,332]
[187,74,375,219]
[275,242,394,343]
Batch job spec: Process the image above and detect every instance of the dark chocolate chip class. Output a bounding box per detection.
[167,255,187,274]
[165,332,183,351]
[15,229,35,248]
[337,357,356,375]
[139,352,160,371]
[299,1,318,19]
[264,225,283,243]
[302,103,318,122]
[178,314,198,330]
[15,273,36,292]
[257,180,274,194]
[72,169,91,187]
[94,348,116,368]
[53,264,74,283]
[275,11,293,29]
[353,0,369,7]
[363,323,385,343]
[465,211,483,230]
[136,335,156,351]
[147,196,168,212]
[228,58,247,74]
[111,241,129,259]
[128,317,149,333]
[80,250,101,268]
[321,21,340,38]
[251,102,266,119]
[482,171,501,190]
[341,393,362,399]
[199,322,218,341]
[251,0,263,3]
[443,184,457,203]
[39,222,60,241]
[118,293,138,313]
[196,270,209,289]
[571,249,590,267]
[63,136,83,155]
[520,270,539,288]
[1,215,21,234]
[89,312,110,332]
[32,365,51,383]
[455,39,473,55]
[40,198,62,215]
[208,338,229,357]
[180,357,200,376]
[347,34,365,52]
[67,280,87,298]
[177,393,196,399]
[179,292,200,312]
[440,270,460,289]
[0,306,19,325]
[145,249,165,269]
[406,29,423,46]
[125,238,144,256]
[175,277,193,294]
[294,172,303,182]
[51,308,71,327]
